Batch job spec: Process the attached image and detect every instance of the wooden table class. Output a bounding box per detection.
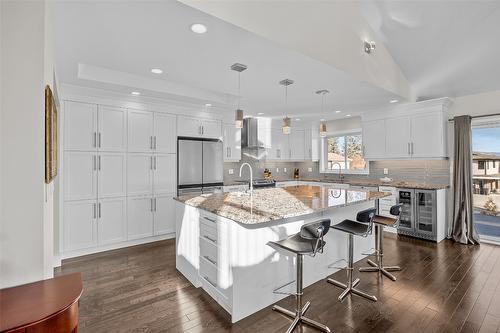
[0,273,83,333]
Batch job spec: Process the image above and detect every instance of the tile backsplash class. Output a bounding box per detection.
[225,148,450,185]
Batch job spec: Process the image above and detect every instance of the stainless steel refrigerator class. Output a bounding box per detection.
[177,137,223,196]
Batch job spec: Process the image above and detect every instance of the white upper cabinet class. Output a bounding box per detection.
[64,101,97,151]
[385,117,411,158]
[177,116,221,139]
[154,154,176,195]
[267,128,285,160]
[362,98,449,160]
[289,129,305,161]
[154,113,176,154]
[305,129,320,161]
[128,110,154,152]
[98,152,126,198]
[127,153,153,196]
[98,106,127,152]
[363,119,386,160]
[223,124,241,162]
[64,152,97,201]
[97,197,127,245]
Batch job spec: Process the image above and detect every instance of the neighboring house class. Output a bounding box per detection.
[473,152,500,194]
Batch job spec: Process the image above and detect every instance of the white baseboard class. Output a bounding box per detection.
[53,255,62,268]
[61,233,175,261]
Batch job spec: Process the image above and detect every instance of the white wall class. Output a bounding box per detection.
[0,0,55,288]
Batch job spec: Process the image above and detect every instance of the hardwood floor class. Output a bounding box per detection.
[56,234,500,333]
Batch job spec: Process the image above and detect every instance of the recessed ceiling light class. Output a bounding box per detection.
[335,110,341,113]
[257,112,264,115]
[389,99,399,103]
[345,114,351,117]
[295,118,301,121]
[131,91,141,95]
[205,103,212,107]
[151,68,163,74]
[191,23,207,34]
[320,118,326,121]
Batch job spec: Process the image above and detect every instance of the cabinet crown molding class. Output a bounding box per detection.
[362,97,452,122]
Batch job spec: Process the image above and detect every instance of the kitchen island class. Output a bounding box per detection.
[174,184,390,323]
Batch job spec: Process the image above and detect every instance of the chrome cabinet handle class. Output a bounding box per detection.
[98,202,101,218]
[98,132,101,148]
[154,198,157,212]
[150,136,153,149]
[93,155,96,170]
[154,136,157,149]
[98,156,101,170]
[202,126,204,135]
[150,156,154,170]
[407,142,410,155]
[203,255,217,266]
[154,156,157,170]
[204,276,217,288]
[203,235,217,244]
[411,142,414,155]
[151,198,153,212]
[203,216,216,223]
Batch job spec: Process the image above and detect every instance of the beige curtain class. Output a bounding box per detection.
[452,115,480,244]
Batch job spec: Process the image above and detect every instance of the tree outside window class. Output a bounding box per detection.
[326,133,367,172]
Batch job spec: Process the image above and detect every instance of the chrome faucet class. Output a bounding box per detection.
[239,163,253,193]
[331,162,344,181]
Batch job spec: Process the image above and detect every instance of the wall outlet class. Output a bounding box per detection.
[284,168,287,173]
[276,168,280,173]
[308,167,312,172]
[383,168,389,175]
[228,169,234,175]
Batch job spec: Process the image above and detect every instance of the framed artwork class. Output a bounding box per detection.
[45,85,58,184]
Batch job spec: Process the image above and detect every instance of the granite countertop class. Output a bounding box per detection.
[274,178,449,190]
[175,185,389,225]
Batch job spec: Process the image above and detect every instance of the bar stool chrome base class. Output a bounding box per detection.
[273,301,331,333]
[359,224,402,281]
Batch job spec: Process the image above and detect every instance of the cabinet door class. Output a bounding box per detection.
[411,113,445,158]
[127,153,153,196]
[127,196,154,239]
[415,190,436,235]
[385,117,411,158]
[154,113,176,153]
[64,101,97,151]
[223,124,241,162]
[269,128,284,160]
[154,195,175,235]
[154,154,176,195]
[98,197,127,245]
[177,116,201,137]
[64,152,97,201]
[304,130,312,160]
[63,200,97,251]
[363,119,386,159]
[201,119,221,139]
[289,129,305,161]
[98,106,127,152]
[128,110,153,152]
[98,153,126,198]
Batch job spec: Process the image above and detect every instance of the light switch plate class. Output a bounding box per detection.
[284,168,287,173]
[383,168,389,175]
[276,168,280,173]
[308,167,312,172]
[228,169,234,175]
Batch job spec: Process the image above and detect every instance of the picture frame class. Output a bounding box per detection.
[45,85,58,184]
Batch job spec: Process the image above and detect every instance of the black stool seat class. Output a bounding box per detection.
[271,233,326,255]
[332,219,370,236]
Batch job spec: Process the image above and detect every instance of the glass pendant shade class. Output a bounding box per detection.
[235,109,244,129]
[282,117,291,134]
[319,122,327,137]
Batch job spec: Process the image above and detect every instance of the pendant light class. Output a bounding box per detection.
[316,89,329,137]
[231,63,247,128]
[279,79,294,134]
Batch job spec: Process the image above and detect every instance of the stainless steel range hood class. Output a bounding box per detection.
[241,117,264,148]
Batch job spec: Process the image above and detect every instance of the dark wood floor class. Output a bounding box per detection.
[56,234,500,333]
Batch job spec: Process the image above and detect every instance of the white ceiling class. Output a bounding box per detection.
[51,0,400,121]
[361,0,500,100]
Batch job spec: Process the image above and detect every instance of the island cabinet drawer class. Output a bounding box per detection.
[200,236,218,266]
[199,256,232,311]
[200,224,218,246]
[379,197,397,205]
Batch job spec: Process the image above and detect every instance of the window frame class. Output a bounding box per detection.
[320,128,369,175]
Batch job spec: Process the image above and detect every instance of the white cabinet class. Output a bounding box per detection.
[289,129,305,161]
[128,110,154,152]
[411,113,445,158]
[178,116,221,139]
[127,153,153,196]
[363,119,386,160]
[127,196,154,239]
[98,106,127,152]
[154,154,176,195]
[385,117,411,158]
[223,124,241,162]
[304,129,320,161]
[63,200,97,251]
[154,113,176,153]
[154,194,175,235]
[64,152,97,201]
[64,101,97,151]
[98,153,126,198]
[268,128,287,160]
[97,197,127,245]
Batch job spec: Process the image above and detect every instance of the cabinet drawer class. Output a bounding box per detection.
[200,255,218,284]
[200,224,218,246]
[200,236,218,267]
[379,186,397,193]
[379,202,394,211]
[200,213,218,229]
[379,197,396,205]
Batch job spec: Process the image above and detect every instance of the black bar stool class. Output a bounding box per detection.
[359,204,402,281]
[327,208,378,302]
[268,219,331,333]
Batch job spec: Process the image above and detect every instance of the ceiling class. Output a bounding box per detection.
[51,0,400,121]
[361,0,500,100]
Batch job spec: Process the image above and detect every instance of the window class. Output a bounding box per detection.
[478,161,485,170]
[321,131,368,174]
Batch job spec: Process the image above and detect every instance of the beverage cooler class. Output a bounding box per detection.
[397,188,438,241]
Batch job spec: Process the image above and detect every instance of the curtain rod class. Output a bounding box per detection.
[448,112,500,121]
